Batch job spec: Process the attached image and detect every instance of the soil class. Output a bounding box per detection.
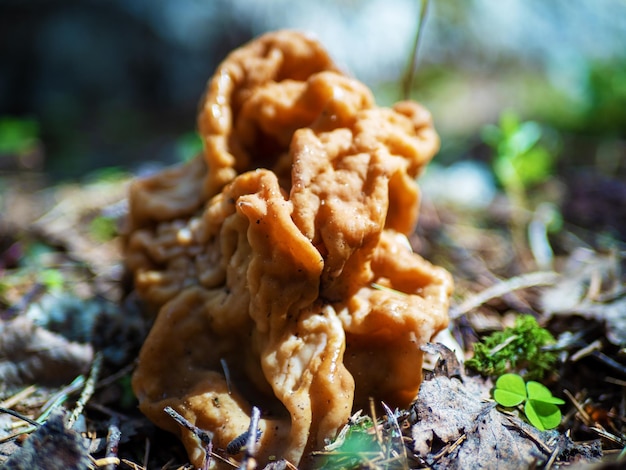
[0,165,624,469]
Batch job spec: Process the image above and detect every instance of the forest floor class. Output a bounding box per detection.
[0,161,624,469]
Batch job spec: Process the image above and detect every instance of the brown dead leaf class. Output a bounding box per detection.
[0,317,93,391]
[1,410,91,470]
[412,368,602,468]
[541,248,626,345]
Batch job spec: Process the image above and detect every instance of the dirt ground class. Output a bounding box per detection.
[0,163,624,469]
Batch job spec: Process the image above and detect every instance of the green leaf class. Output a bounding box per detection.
[0,117,39,155]
[509,121,542,155]
[40,269,64,292]
[494,373,526,407]
[526,381,565,405]
[493,153,522,189]
[480,124,503,148]
[89,216,118,242]
[511,146,553,185]
[482,110,557,194]
[499,110,521,137]
[525,380,551,399]
[524,400,562,430]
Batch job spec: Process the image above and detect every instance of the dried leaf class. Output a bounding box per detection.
[422,341,463,379]
[261,460,289,470]
[0,317,93,391]
[2,410,91,470]
[541,248,626,345]
[412,374,602,469]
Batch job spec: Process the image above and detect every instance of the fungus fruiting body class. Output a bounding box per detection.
[126,30,452,468]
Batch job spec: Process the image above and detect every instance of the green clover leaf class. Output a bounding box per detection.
[526,381,565,405]
[494,373,527,407]
[493,373,564,431]
[525,400,563,431]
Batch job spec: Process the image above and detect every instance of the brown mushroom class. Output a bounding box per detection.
[126,30,452,469]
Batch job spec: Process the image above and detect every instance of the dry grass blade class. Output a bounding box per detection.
[91,456,121,467]
[0,385,36,409]
[563,389,594,427]
[0,377,85,444]
[452,270,560,318]
[369,397,383,448]
[0,406,40,427]
[431,433,467,461]
[68,352,102,428]
[381,402,408,468]
[40,376,86,421]
[402,0,431,100]
[119,458,145,470]
[220,358,233,395]
[502,416,553,457]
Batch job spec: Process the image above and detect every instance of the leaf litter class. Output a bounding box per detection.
[0,161,625,468]
[410,344,601,470]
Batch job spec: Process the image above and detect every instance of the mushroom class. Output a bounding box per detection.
[126,30,452,468]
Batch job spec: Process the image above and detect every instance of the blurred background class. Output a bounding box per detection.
[1,0,625,183]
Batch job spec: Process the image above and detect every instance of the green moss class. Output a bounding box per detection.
[466,315,558,380]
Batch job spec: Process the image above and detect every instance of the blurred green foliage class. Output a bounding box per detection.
[84,166,129,184]
[175,131,204,162]
[3,1,625,180]
[482,111,556,193]
[89,215,118,242]
[0,240,65,300]
[315,416,380,470]
[527,58,626,138]
[0,117,39,155]
[38,268,65,292]
[581,59,626,134]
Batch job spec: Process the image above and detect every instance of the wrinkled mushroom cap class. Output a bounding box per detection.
[126,30,452,469]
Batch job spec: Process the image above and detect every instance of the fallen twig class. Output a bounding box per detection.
[0,385,36,409]
[381,402,408,467]
[104,417,122,470]
[68,352,103,428]
[240,406,261,470]
[0,406,40,427]
[0,376,86,444]
[164,406,214,470]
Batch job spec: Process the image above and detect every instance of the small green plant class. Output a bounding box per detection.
[482,110,555,206]
[466,314,558,381]
[85,166,128,184]
[0,116,39,156]
[39,268,65,292]
[315,415,379,469]
[482,111,560,258]
[89,215,118,242]
[0,241,66,300]
[494,373,565,431]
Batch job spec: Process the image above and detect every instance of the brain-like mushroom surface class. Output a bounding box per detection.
[126,30,453,468]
